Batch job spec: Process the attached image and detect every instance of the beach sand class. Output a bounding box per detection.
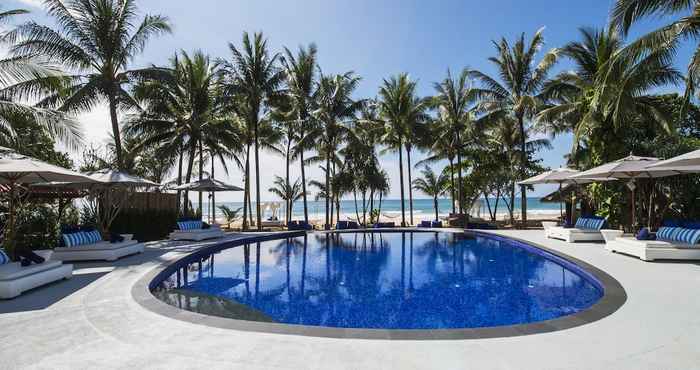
[216,210,561,228]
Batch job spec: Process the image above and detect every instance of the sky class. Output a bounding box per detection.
[5,0,691,202]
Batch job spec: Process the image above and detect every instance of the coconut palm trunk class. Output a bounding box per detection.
[286,138,292,223]
[434,195,439,222]
[325,147,331,230]
[398,136,406,227]
[449,158,456,214]
[406,144,414,226]
[455,129,464,219]
[198,139,204,217]
[242,144,250,230]
[300,148,309,224]
[107,93,124,170]
[184,144,197,216]
[177,149,183,214]
[255,122,262,231]
[518,113,527,228]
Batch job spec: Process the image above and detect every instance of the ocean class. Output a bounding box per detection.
[193,197,560,221]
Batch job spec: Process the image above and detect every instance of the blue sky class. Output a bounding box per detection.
[6,0,691,201]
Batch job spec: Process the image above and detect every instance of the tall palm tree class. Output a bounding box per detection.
[221,32,285,231]
[378,73,427,226]
[433,69,478,223]
[281,44,318,225]
[8,0,171,169]
[412,165,448,222]
[610,0,700,100]
[0,6,82,150]
[416,113,459,215]
[311,72,363,229]
[468,29,559,226]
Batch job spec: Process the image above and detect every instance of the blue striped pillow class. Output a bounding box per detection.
[0,248,10,265]
[575,218,586,228]
[676,228,700,245]
[86,230,101,244]
[657,227,677,241]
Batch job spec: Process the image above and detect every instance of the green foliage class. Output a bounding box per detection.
[218,205,242,227]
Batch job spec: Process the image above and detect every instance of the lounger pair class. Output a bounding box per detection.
[546,217,607,243]
[606,227,700,261]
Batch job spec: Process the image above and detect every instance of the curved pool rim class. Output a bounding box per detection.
[132,230,627,340]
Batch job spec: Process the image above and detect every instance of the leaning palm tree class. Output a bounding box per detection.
[281,43,318,225]
[537,27,682,165]
[412,166,448,222]
[310,72,363,229]
[221,32,285,231]
[269,175,304,224]
[468,29,559,226]
[433,68,478,222]
[0,6,82,150]
[610,0,700,100]
[7,0,171,169]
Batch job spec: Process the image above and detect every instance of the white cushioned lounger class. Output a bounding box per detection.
[52,239,145,262]
[606,237,700,262]
[169,225,225,241]
[0,260,73,299]
[546,226,605,243]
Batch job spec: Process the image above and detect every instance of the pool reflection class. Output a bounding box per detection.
[152,232,602,329]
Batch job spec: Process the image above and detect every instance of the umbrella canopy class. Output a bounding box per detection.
[0,152,96,184]
[87,169,160,187]
[174,178,243,192]
[518,168,593,185]
[646,149,700,172]
[569,155,679,180]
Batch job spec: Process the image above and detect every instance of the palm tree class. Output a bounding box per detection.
[537,27,682,164]
[311,72,363,229]
[221,32,285,231]
[417,113,459,214]
[433,69,478,223]
[218,205,242,229]
[378,73,427,226]
[268,176,303,223]
[610,0,700,100]
[0,6,82,150]
[8,0,171,170]
[468,29,559,226]
[127,51,241,215]
[281,44,318,225]
[412,166,448,222]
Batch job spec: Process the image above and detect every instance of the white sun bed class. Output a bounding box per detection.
[546,226,606,243]
[169,224,225,241]
[0,260,73,299]
[606,237,700,262]
[52,238,145,262]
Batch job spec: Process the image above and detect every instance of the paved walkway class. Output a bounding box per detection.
[1,230,700,369]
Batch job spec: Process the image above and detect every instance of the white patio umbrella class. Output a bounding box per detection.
[647,149,700,171]
[569,155,681,227]
[519,167,592,220]
[0,152,97,259]
[175,179,243,223]
[87,169,160,188]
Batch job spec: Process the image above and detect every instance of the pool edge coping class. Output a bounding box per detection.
[131,229,627,341]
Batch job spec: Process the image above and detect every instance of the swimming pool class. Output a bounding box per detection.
[151,232,604,331]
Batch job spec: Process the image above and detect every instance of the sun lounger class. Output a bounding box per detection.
[606,227,700,261]
[52,238,144,262]
[169,221,225,241]
[0,259,73,299]
[546,217,607,243]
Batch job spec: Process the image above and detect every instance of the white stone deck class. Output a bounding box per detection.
[1,230,700,369]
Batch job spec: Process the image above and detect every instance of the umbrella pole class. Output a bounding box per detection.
[7,182,17,260]
[631,185,636,231]
[558,183,563,221]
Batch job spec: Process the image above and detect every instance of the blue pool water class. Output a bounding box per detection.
[153,232,603,329]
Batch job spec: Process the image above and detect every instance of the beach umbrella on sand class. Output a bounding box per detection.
[569,155,683,228]
[519,168,593,221]
[175,179,243,223]
[647,149,700,172]
[0,151,97,259]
